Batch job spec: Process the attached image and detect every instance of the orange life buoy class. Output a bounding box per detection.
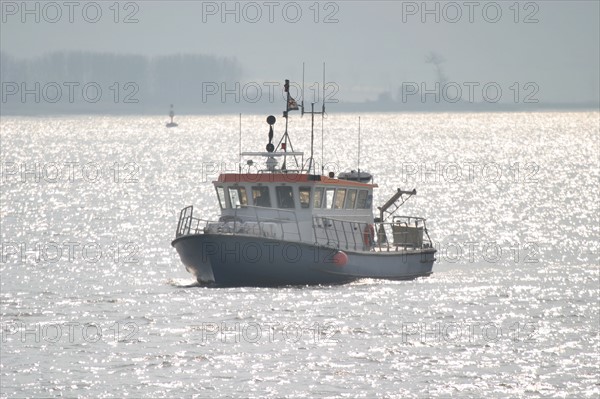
[332,251,348,267]
[363,224,375,247]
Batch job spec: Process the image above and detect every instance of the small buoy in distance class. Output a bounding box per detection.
[332,251,348,267]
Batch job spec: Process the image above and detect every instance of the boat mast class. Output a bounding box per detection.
[266,78,303,172]
[283,80,290,170]
[279,79,299,170]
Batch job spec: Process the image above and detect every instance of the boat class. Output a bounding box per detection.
[171,79,436,286]
[166,104,178,128]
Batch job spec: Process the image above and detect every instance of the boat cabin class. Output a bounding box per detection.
[214,174,375,214]
[209,173,378,250]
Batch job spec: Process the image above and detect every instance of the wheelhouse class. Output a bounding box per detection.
[213,173,376,213]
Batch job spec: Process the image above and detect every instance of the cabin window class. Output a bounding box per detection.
[346,189,357,209]
[333,188,346,209]
[299,187,311,209]
[216,186,227,209]
[228,187,247,208]
[357,190,368,209]
[276,186,295,209]
[313,187,324,208]
[325,188,335,209]
[238,187,248,206]
[252,186,271,207]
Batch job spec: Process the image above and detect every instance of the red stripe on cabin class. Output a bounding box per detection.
[215,173,378,188]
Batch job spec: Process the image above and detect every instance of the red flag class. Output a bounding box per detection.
[281,143,287,150]
[288,97,299,111]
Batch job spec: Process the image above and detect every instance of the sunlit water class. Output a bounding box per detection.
[1,112,598,398]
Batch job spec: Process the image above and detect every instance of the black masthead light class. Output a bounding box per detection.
[266,115,276,152]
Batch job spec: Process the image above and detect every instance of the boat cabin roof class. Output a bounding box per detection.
[214,173,378,188]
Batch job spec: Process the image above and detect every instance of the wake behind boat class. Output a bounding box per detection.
[171,79,436,286]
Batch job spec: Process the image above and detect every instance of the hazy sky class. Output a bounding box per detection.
[2,1,599,103]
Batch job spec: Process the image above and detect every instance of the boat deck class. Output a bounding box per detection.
[175,205,433,254]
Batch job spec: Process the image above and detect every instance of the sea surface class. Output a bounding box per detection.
[1,112,598,398]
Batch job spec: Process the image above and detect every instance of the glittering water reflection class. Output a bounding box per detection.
[1,112,598,398]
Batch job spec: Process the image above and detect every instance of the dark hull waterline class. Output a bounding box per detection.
[172,234,436,287]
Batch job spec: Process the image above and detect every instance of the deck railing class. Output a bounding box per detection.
[175,205,302,242]
[176,206,432,253]
[312,216,371,251]
[312,215,433,252]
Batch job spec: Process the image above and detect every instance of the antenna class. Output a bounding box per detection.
[239,113,242,173]
[321,62,326,175]
[357,116,361,179]
[299,63,327,175]
[322,63,326,114]
[301,62,305,116]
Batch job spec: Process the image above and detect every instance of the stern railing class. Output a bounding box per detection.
[313,215,433,252]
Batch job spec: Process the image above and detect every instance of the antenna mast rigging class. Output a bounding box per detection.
[301,62,327,175]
